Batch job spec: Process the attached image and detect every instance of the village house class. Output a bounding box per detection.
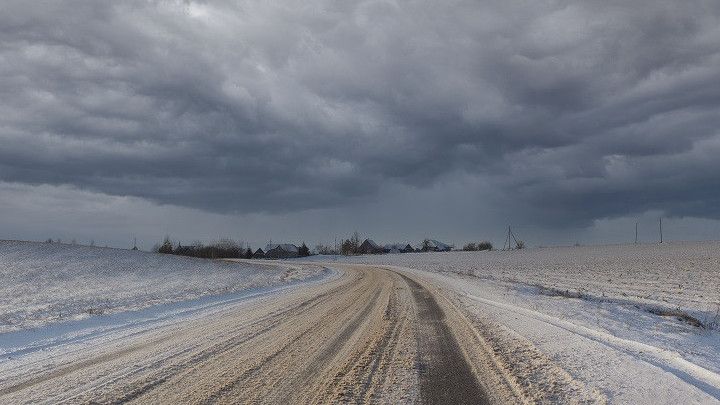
[264,243,299,259]
[421,239,453,252]
[358,239,384,255]
[383,243,415,254]
[252,248,265,259]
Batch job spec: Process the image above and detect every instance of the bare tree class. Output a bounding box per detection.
[157,236,174,254]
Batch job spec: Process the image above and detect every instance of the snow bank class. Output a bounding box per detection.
[0,240,321,333]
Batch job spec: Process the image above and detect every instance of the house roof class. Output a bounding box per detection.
[418,240,452,250]
[428,239,452,250]
[361,239,381,249]
[265,243,299,253]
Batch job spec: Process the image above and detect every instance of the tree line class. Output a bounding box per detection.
[154,237,312,259]
[155,236,254,259]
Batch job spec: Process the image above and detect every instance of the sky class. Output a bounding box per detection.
[2,1,720,250]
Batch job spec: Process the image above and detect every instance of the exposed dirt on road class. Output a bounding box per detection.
[401,274,488,404]
[0,264,531,404]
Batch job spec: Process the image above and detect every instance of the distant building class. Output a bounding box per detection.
[358,239,384,255]
[384,243,414,254]
[265,244,299,259]
[252,248,265,259]
[421,239,453,252]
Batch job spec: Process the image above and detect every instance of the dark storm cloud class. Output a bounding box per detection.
[2,0,720,224]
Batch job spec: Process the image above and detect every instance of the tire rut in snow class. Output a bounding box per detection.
[400,274,489,405]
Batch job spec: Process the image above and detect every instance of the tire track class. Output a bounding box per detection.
[101,276,363,403]
[204,286,382,403]
[399,274,490,405]
[356,278,406,400]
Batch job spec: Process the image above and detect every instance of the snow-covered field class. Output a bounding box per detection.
[312,242,720,403]
[0,240,322,334]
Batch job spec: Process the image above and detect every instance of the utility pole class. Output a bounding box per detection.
[504,226,512,250]
[635,222,638,244]
[659,218,663,243]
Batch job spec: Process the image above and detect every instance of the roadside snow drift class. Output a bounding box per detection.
[0,240,321,333]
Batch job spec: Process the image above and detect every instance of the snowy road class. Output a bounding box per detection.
[0,264,524,404]
[3,256,710,403]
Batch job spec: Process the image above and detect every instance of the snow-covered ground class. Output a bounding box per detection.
[0,240,323,334]
[3,239,719,402]
[311,242,720,403]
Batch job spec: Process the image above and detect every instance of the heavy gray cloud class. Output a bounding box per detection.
[2,0,720,230]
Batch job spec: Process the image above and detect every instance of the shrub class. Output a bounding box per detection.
[463,242,477,251]
[477,241,493,251]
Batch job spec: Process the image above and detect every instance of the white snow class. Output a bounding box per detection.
[312,242,720,403]
[0,240,324,334]
[0,266,336,363]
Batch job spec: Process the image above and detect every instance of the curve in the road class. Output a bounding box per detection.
[0,264,507,404]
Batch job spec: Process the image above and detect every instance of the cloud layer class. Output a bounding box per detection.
[2,0,720,228]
